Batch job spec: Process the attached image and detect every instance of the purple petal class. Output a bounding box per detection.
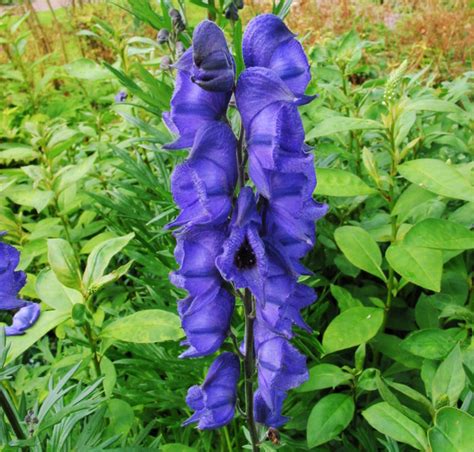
[164,50,231,150]
[168,122,237,228]
[191,21,235,92]
[5,302,40,336]
[183,352,240,429]
[242,14,311,96]
[178,286,234,358]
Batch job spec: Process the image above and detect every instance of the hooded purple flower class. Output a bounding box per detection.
[0,236,40,336]
[171,226,234,358]
[184,352,240,429]
[215,188,268,302]
[163,22,235,150]
[114,91,128,103]
[253,321,308,427]
[168,122,237,229]
[242,14,311,97]
[190,21,235,92]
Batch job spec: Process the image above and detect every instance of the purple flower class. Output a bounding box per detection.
[114,91,128,103]
[242,14,311,97]
[167,122,237,229]
[171,226,234,358]
[183,352,240,429]
[191,21,235,92]
[0,236,40,336]
[253,321,308,427]
[215,188,268,302]
[163,23,235,150]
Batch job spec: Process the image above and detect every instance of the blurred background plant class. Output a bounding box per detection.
[0,0,473,451]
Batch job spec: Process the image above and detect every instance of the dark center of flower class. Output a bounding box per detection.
[234,237,257,270]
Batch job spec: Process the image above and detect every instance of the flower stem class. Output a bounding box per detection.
[243,289,259,451]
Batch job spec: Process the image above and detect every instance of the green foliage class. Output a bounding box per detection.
[0,1,472,451]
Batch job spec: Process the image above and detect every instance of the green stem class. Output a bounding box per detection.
[223,425,233,452]
[243,289,259,452]
[0,388,26,445]
[84,323,101,377]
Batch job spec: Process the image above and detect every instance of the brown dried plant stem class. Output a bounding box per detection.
[24,0,52,55]
[45,0,69,63]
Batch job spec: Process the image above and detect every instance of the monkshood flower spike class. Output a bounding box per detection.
[0,234,40,336]
[165,14,325,450]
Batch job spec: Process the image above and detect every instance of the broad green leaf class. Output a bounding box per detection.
[307,393,354,447]
[362,402,429,450]
[0,145,39,163]
[83,233,134,290]
[392,184,437,224]
[65,58,111,81]
[431,344,465,408]
[404,218,474,250]
[401,328,463,360]
[371,334,423,369]
[323,307,384,353]
[386,244,442,292]
[7,188,54,213]
[398,159,474,202]
[428,407,474,452]
[315,168,376,196]
[334,226,386,281]
[35,269,83,311]
[47,239,82,291]
[105,399,134,438]
[101,309,183,343]
[6,309,69,364]
[160,445,197,452]
[297,364,352,392]
[307,116,382,139]
[100,356,117,398]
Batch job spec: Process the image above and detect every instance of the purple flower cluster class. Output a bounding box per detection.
[165,15,326,430]
[0,233,40,336]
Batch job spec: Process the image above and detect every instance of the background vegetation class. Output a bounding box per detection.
[0,0,473,450]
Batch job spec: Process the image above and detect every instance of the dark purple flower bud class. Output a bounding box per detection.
[160,55,172,70]
[191,21,235,93]
[215,188,268,302]
[235,0,244,9]
[157,28,170,45]
[171,226,234,358]
[5,302,40,336]
[183,352,240,429]
[114,91,128,103]
[0,235,40,336]
[225,2,239,21]
[175,41,185,57]
[170,8,185,33]
[167,122,237,228]
[243,14,311,97]
[163,49,231,150]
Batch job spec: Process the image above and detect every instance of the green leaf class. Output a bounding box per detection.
[401,328,462,360]
[105,399,134,438]
[307,393,355,447]
[6,309,69,364]
[334,226,386,281]
[35,269,83,311]
[428,407,474,452]
[101,309,183,343]
[47,239,82,291]
[398,159,474,202]
[405,99,463,114]
[431,344,465,407]
[297,364,352,392]
[65,58,111,81]
[315,168,377,196]
[82,233,134,290]
[404,218,474,250]
[323,307,384,353]
[330,284,363,311]
[362,402,429,450]
[307,116,382,139]
[160,445,197,452]
[386,244,442,292]
[392,184,437,224]
[371,334,423,369]
[7,188,54,213]
[100,356,117,398]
